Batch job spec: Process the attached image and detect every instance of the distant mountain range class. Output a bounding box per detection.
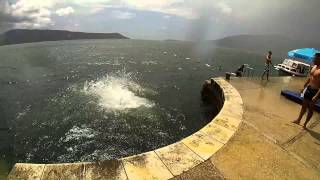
[0,29,129,46]
[1,30,319,58]
[213,34,320,57]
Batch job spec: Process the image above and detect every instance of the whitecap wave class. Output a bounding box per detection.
[83,71,154,112]
[62,125,96,142]
[141,60,158,65]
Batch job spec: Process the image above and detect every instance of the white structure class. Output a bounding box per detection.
[274,59,311,77]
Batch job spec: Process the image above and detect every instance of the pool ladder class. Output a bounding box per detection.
[225,64,255,80]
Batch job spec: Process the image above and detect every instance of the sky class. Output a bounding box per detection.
[0,0,320,41]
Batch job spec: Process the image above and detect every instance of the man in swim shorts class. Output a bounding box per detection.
[293,53,320,129]
[261,51,273,80]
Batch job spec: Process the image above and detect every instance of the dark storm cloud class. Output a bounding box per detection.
[222,0,320,41]
[0,12,32,23]
[176,0,320,41]
[270,0,320,41]
[0,0,10,31]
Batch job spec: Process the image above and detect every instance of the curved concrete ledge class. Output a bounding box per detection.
[8,77,244,180]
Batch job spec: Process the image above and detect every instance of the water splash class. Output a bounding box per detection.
[83,71,154,112]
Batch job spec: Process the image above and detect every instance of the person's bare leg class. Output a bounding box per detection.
[261,71,266,80]
[303,102,315,129]
[267,71,269,80]
[293,100,308,124]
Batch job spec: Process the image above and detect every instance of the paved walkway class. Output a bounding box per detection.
[174,77,320,179]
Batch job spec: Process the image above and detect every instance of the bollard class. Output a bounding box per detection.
[225,72,231,80]
[210,78,216,85]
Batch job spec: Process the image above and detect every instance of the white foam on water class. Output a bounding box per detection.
[87,62,111,65]
[83,71,154,112]
[16,105,31,120]
[112,60,121,66]
[58,125,98,161]
[62,125,96,142]
[141,60,158,65]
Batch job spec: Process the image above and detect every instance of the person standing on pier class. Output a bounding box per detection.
[293,53,320,129]
[261,51,273,80]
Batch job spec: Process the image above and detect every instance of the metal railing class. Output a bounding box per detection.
[243,64,255,77]
[225,64,255,80]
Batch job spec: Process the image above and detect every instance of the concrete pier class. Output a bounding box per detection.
[174,77,320,179]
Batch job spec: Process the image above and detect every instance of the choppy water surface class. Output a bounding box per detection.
[0,40,275,170]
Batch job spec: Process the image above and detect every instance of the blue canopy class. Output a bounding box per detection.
[288,48,320,62]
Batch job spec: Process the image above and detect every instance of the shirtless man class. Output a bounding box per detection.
[293,53,320,129]
[261,51,273,80]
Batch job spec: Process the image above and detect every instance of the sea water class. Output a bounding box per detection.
[0,39,277,174]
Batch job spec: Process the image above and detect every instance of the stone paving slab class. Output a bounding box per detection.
[7,163,45,180]
[122,152,173,180]
[170,160,224,180]
[182,131,224,160]
[214,115,242,131]
[155,142,203,176]
[84,160,128,180]
[200,123,235,144]
[41,163,84,180]
[219,103,244,120]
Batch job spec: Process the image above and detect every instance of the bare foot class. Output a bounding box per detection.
[292,120,300,125]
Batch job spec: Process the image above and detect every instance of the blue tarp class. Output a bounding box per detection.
[281,90,320,112]
[288,48,320,62]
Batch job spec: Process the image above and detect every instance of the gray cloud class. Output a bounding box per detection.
[0,0,30,32]
[148,0,320,41]
[0,0,13,31]
[0,0,54,32]
[207,0,320,41]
